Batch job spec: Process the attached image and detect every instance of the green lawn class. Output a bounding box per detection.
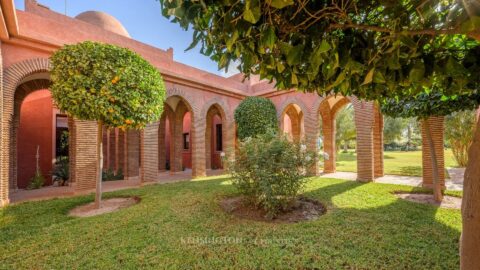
[336,149,459,177]
[1,176,461,269]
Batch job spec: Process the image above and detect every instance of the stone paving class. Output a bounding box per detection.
[9,169,225,204]
[10,168,464,204]
[320,168,464,191]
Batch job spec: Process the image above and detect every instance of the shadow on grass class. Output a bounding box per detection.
[0,176,461,269]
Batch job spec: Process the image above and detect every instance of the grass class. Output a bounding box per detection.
[0,176,461,269]
[336,149,459,177]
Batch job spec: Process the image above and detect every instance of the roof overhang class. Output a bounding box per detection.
[0,0,18,40]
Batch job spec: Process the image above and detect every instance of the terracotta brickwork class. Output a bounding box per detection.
[351,97,377,182]
[141,121,159,183]
[8,1,460,206]
[70,120,98,191]
[373,105,384,178]
[126,130,140,179]
[421,117,445,188]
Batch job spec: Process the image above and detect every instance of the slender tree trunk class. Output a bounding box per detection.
[94,122,103,209]
[424,120,443,202]
[461,120,480,269]
[343,141,348,152]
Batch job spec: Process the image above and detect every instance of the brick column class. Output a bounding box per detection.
[126,130,140,179]
[191,115,206,178]
[373,106,384,178]
[141,122,159,183]
[68,118,76,185]
[158,116,167,172]
[205,109,215,170]
[421,117,445,189]
[320,108,336,173]
[0,43,5,207]
[109,128,116,170]
[172,106,188,173]
[223,118,236,170]
[71,120,99,191]
[305,114,321,176]
[353,99,375,182]
[118,130,125,174]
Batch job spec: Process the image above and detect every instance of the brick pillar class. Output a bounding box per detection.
[223,118,236,170]
[126,130,140,179]
[172,104,188,172]
[68,118,76,184]
[102,126,108,169]
[118,130,125,174]
[205,112,213,170]
[71,120,99,191]
[305,114,321,176]
[421,117,445,189]
[158,115,167,172]
[192,114,206,178]
[321,109,336,173]
[0,43,5,206]
[109,128,116,171]
[353,98,375,182]
[141,122,159,183]
[373,106,384,178]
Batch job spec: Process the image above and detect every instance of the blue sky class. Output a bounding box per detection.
[14,0,237,77]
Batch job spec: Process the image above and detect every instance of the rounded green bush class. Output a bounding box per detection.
[234,96,278,140]
[50,41,165,129]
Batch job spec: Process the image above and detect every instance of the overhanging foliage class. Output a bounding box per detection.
[159,0,480,100]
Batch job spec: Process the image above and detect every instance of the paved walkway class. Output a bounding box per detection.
[9,168,464,204]
[320,168,464,191]
[9,169,225,204]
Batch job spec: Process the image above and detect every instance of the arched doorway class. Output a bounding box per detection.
[11,76,73,190]
[160,95,194,174]
[280,104,304,142]
[318,96,354,173]
[205,104,227,170]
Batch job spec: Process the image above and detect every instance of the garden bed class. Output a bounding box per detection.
[69,196,140,217]
[220,196,326,223]
[395,192,461,209]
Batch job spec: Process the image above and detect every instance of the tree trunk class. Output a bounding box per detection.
[94,122,103,209]
[461,120,480,269]
[423,120,443,202]
[343,141,348,152]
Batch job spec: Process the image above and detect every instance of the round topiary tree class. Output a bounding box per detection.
[50,41,166,208]
[234,96,278,140]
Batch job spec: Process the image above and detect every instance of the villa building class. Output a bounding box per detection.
[0,0,446,206]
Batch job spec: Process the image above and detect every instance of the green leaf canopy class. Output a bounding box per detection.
[50,41,166,129]
[159,1,480,101]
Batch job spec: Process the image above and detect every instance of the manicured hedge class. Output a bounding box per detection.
[234,96,278,140]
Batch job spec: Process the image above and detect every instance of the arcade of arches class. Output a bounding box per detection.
[0,0,446,206]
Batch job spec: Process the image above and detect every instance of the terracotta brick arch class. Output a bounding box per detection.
[166,87,200,115]
[158,104,175,172]
[141,87,207,180]
[1,58,52,205]
[313,95,383,180]
[277,97,311,141]
[201,98,233,170]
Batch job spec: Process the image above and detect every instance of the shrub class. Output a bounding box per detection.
[52,156,69,186]
[445,110,476,167]
[27,171,45,190]
[227,132,315,218]
[102,168,124,181]
[234,97,278,140]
